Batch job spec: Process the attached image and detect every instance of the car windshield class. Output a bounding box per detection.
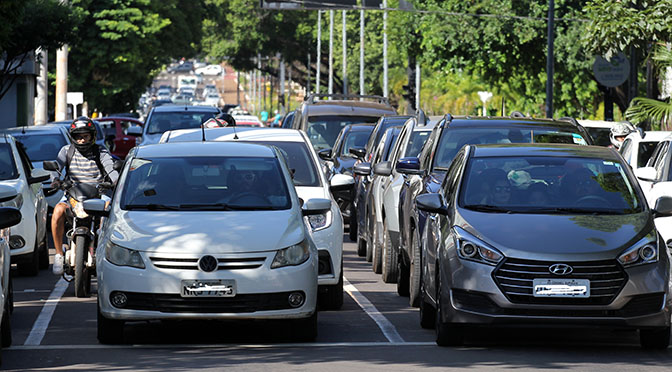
[342,129,373,156]
[146,111,217,134]
[253,141,320,187]
[459,156,642,215]
[120,156,291,210]
[404,130,431,158]
[0,143,18,180]
[306,115,380,151]
[433,127,589,169]
[12,134,66,162]
[585,127,611,147]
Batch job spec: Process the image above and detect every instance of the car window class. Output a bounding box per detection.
[342,130,372,156]
[306,115,380,151]
[97,120,117,138]
[146,111,218,135]
[404,130,431,158]
[365,117,410,157]
[253,141,320,187]
[14,141,34,176]
[383,130,401,161]
[121,156,291,210]
[653,141,670,180]
[0,143,18,180]
[12,133,67,162]
[637,141,659,168]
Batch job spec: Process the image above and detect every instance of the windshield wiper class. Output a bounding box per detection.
[537,207,620,215]
[124,204,180,211]
[463,204,512,213]
[178,203,236,210]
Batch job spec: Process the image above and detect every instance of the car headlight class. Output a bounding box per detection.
[453,226,503,266]
[305,210,332,231]
[0,193,23,209]
[105,241,145,269]
[271,240,310,269]
[618,232,658,267]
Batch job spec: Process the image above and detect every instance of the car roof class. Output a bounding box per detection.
[470,143,620,160]
[625,130,672,142]
[345,123,375,132]
[136,141,278,158]
[577,120,632,129]
[1,124,68,134]
[164,128,306,143]
[150,105,220,113]
[302,100,397,116]
[446,117,583,130]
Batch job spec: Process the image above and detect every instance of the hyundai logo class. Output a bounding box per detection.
[198,255,218,272]
[549,263,573,276]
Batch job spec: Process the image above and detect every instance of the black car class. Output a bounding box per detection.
[169,62,193,74]
[396,115,593,307]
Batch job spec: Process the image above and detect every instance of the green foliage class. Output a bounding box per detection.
[625,43,672,129]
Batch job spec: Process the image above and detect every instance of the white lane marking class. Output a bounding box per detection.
[23,278,69,346]
[343,277,404,343]
[8,342,435,350]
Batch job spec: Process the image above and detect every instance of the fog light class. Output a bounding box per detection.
[288,292,305,308]
[110,292,128,308]
[9,235,25,249]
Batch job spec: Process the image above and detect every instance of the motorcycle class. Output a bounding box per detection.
[43,161,112,298]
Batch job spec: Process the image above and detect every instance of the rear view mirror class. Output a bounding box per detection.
[0,207,22,229]
[349,147,366,159]
[126,126,143,136]
[353,162,371,176]
[302,198,331,216]
[653,196,672,218]
[396,157,423,175]
[416,193,448,215]
[29,168,51,184]
[634,167,657,182]
[83,199,110,217]
[373,161,392,176]
[330,174,355,193]
[43,161,59,171]
[0,185,17,203]
[318,148,332,161]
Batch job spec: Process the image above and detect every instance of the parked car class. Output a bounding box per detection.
[0,197,23,361]
[195,64,223,76]
[619,129,671,170]
[96,117,144,159]
[203,93,221,107]
[0,134,50,276]
[93,141,329,344]
[160,127,352,310]
[417,143,671,349]
[169,61,193,74]
[0,125,71,209]
[139,105,221,145]
[397,115,593,307]
[289,93,397,152]
[232,115,264,127]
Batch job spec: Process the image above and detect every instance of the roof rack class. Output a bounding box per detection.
[305,93,390,106]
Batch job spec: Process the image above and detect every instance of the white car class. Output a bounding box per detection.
[0,135,50,276]
[619,130,671,170]
[0,190,22,360]
[203,93,221,107]
[160,128,352,309]
[91,141,330,344]
[195,64,223,76]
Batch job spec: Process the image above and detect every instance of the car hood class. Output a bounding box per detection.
[108,209,305,254]
[139,133,163,145]
[457,210,653,261]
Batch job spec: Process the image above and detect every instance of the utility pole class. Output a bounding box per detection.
[545,0,554,118]
[329,10,334,95]
[359,8,365,97]
[383,0,388,98]
[34,48,48,125]
[55,0,69,121]
[236,71,240,105]
[307,53,311,95]
[280,54,286,114]
[316,10,321,94]
[415,62,421,113]
[342,10,347,95]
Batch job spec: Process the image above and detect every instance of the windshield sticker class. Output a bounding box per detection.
[603,161,614,166]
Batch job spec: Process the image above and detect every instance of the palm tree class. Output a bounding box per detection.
[626,44,672,130]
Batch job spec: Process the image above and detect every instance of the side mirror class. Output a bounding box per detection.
[126,126,143,136]
[416,193,448,215]
[330,174,355,193]
[29,168,51,184]
[396,157,423,175]
[349,147,366,159]
[318,148,332,161]
[373,161,392,176]
[302,198,331,216]
[43,160,59,171]
[0,207,22,229]
[83,199,110,217]
[653,196,672,218]
[0,185,18,203]
[353,162,371,176]
[634,167,657,182]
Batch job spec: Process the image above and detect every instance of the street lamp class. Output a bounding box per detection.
[477,91,493,116]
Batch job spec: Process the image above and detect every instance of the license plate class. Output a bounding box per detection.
[533,278,590,298]
[181,279,236,298]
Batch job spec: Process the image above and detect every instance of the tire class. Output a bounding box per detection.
[381,219,398,283]
[435,271,464,346]
[38,233,49,270]
[357,238,367,257]
[419,275,435,329]
[74,235,90,298]
[372,222,382,274]
[17,244,39,277]
[348,205,357,242]
[320,269,343,310]
[640,327,671,349]
[408,227,422,307]
[365,219,373,263]
[290,312,317,342]
[1,295,11,348]
[396,254,410,296]
[97,302,124,344]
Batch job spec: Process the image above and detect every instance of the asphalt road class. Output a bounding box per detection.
[2,235,672,371]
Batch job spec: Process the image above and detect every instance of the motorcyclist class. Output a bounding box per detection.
[608,122,635,150]
[51,116,119,275]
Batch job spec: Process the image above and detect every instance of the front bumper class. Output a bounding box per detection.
[311,204,344,286]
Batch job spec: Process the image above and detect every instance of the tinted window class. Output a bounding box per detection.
[146,111,217,135]
[97,120,117,137]
[404,130,431,158]
[254,141,320,187]
[365,117,410,155]
[0,143,18,180]
[384,130,401,161]
[637,141,659,168]
[585,127,611,147]
[121,156,291,210]
[342,130,373,156]
[12,134,67,162]
[306,115,380,151]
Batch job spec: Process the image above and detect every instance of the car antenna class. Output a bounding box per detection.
[201,121,206,142]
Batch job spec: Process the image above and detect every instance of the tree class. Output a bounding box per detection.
[626,44,672,129]
[0,0,79,102]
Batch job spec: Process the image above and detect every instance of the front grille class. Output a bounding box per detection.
[149,256,266,271]
[493,258,627,305]
[116,291,303,313]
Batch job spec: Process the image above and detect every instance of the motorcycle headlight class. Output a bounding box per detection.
[0,193,23,210]
[453,226,503,266]
[70,198,88,219]
[105,241,145,269]
[618,232,658,267]
[271,240,310,269]
[305,210,332,231]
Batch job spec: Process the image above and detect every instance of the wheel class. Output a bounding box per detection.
[357,237,367,257]
[396,253,410,296]
[38,233,49,270]
[419,274,436,329]
[408,227,422,307]
[365,219,373,263]
[74,235,90,298]
[1,293,11,348]
[640,327,671,349]
[372,222,382,274]
[97,302,124,344]
[381,219,398,283]
[348,204,357,242]
[290,312,317,342]
[17,244,39,277]
[320,269,343,310]
[435,270,464,346]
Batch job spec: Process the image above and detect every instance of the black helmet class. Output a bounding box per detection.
[69,116,97,152]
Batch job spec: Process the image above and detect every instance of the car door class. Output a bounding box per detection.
[115,119,142,159]
[13,141,45,244]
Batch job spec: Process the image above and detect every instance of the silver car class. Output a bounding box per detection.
[417,143,672,349]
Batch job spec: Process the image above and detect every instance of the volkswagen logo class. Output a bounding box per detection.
[198,255,218,272]
[549,263,573,276]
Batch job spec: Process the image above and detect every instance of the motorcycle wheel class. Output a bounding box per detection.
[74,235,90,298]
